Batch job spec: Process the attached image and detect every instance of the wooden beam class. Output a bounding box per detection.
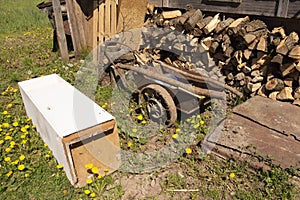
[276,0,289,18]
[52,0,69,61]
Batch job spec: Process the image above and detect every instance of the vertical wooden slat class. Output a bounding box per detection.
[65,0,82,56]
[105,0,111,38]
[277,0,290,18]
[111,0,117,35]
[74,1,87,49]
[99,3,105,43]
[92,1,99,62]
[52,0,69,61]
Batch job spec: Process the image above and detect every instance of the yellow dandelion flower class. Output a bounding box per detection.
[20,134,26,139]
[21,127,27,132]
[229,172,235,179]
[44,143,48,147]
[7,103,13,108]
[5,135,12,140]
[197,115,201,119]
[32,125,36,129]
[127,141,132,147]
[10,141,15,146]
[5,147,11,153]
[91,167,99,174]
[18,164,25,171]
[25,173,30,178]
[101,104,106,109]
[137,114,143,120]
[2,123,9,128]
[172,134,178,139]
[13,89,18,93]
[25,125,30,129]
[185,148,192,154]
[85,163,93,169]
[2,110,8,115]
[104,168,109,173]
[175,128,181,133]
[86,179,93,184]
[193,124,200,129]
[132,128,137,133]
[26,118,32,122]
[200,120,205,125]
[191,120,195,124]
[19,155,25,161]
[97,174,103,179]
[12,122,18,127]
[12,160,19,165]
[84,189,91,195]
[6,171,13,177]
[21,140,27,144]
[4,157,11,162]
[56,164,63,169]
[89,192,96,198]
[141,120,147,125]
[0,140,3,144]
[45,154,50,158]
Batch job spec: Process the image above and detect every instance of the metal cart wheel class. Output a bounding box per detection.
[138,84,177,127]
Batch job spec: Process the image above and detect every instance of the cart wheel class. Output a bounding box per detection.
[139,84,177,127]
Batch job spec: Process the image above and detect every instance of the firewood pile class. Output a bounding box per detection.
[146,6,300,106]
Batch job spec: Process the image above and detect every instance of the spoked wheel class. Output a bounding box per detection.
[138,84,177,127]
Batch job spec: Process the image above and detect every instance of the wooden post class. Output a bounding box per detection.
[52,0,69,61]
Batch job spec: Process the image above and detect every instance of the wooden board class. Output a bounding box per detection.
[203,96,300,170]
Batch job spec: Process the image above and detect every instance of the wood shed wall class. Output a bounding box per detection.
[149,0,300,19]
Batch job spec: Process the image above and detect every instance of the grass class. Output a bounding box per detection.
[0,0,299,199]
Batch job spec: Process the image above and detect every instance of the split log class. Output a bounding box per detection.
[284,78,293,87]
[269,91,279,100]
[276,32,299,55]
[256,36,268,52]
[288,45,300,59]
[293,99,300,106]
[162,10,182,19]
[185,9,203,31]
[265,78,285,91]
[203,13,220,34]
[227,16,249,35]
[196,16,213,30]
[245,20,267,33]
[247,82,261,93]
[215,18,234,34]
[280,62,296,77]
[271,54,284,65]
[277,87,294,101]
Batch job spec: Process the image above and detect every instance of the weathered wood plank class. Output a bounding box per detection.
[52,0,69,61]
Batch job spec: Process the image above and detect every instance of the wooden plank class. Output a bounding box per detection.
[233,96,300,141]
[205,113,300,169]
[93,3,99,49]
[52,0,69,61]
[105,0,111,38]
[276,0,290,18]
[74,0,87,49]
[65,0,82,56]
[111,0,117,35]
[99,3,105,43]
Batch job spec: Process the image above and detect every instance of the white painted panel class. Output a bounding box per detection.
[18,74,114,138]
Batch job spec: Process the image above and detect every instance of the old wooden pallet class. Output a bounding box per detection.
[204,96,300,170]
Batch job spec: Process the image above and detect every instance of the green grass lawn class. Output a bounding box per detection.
[0,0,299,199]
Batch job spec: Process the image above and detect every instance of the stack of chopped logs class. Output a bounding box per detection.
[148,7,300,106]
